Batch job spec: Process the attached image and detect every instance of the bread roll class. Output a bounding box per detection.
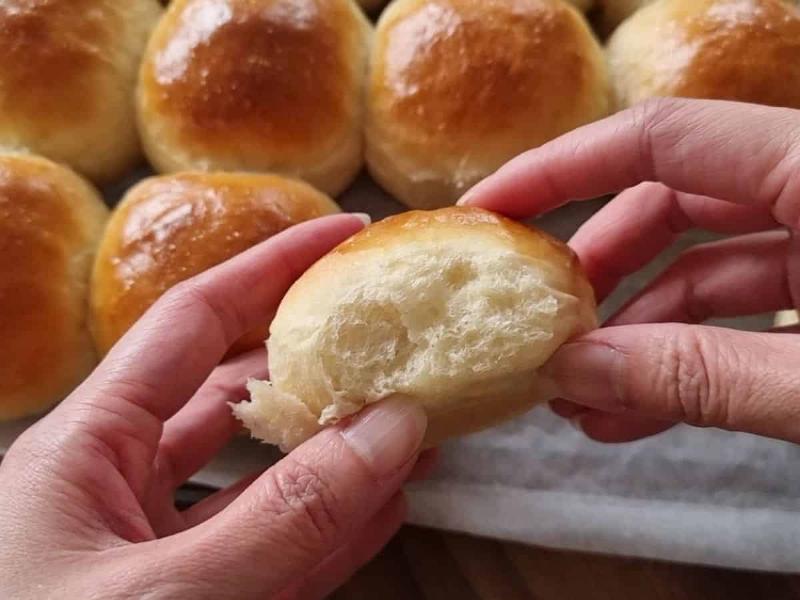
[233,206,597,451]
[0,1,162,183]
[137,0,372,197]
[0,154,108,421]
[90,172,340,357]
[365,0,610,209]
[607,0,800,110]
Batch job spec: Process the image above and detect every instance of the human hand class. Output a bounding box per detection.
[0,213,435,600]
[461,98,800,444]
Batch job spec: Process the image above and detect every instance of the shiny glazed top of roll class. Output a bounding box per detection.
[90,172,340,357]
[138,0,372,196]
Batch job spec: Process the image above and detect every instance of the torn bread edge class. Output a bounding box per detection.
[230,378,372,453]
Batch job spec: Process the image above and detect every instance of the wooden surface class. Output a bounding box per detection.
[334,526,800,600]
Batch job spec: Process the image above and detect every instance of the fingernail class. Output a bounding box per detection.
[350,212,372,226]
[456,190,476,206]
[341,399,427,477]
[542,342,626,412]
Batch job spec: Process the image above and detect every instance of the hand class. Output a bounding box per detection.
[0,213,436,600]
[461,98,800,444]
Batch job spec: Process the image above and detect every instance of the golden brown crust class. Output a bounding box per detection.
[0,154,108,421]
[145,1,347,157]
[337,207,575,268]
[0,1,162,182]
[366,0,609,208]
[90,172,340,357]
[0,0,113,125]
[608,0,800,109]
[375,0,596,144]
[138,0,371,196]
[334,206,596,320]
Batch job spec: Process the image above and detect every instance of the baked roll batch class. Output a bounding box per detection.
[5,0,800,444]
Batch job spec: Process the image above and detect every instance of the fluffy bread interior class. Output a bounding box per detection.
[233,215,595,451]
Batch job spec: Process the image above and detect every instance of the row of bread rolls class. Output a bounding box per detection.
[139,0,609,206]
[0,0,612,206]
[141,0,800,208]
[0,153,342,421]
[5,0,800,212]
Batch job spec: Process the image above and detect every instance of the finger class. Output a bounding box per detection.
[155,348,267,490]
[569,183,778,301]
[550,398,672,442]
[549,398,591,419]
[575,413,675,444]
[181,472,263,529]
[277,493,407,600]
[543,324,800,442]
[460,98,800,227]
[772,324,800,334]
[608,230,794,326]
[169,399,426,594]
[59,215,366,496]
[86,214,366,423]
[408,448,439,482]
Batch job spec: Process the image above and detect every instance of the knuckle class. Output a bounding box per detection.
[630,97,685,138]
[656,327,722,426]
[636,96,683,124]
[159,278,199,310]
[666,249,712,324]
[262,457,341,550]
[205,375,246,404]
[629,97,686,179]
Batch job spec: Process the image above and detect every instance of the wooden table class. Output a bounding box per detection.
[334,526,800,599]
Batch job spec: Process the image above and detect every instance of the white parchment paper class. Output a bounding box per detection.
[2,173,798,573]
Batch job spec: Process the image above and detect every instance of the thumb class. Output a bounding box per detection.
[543,324,800,442]
[157,398,426,598]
